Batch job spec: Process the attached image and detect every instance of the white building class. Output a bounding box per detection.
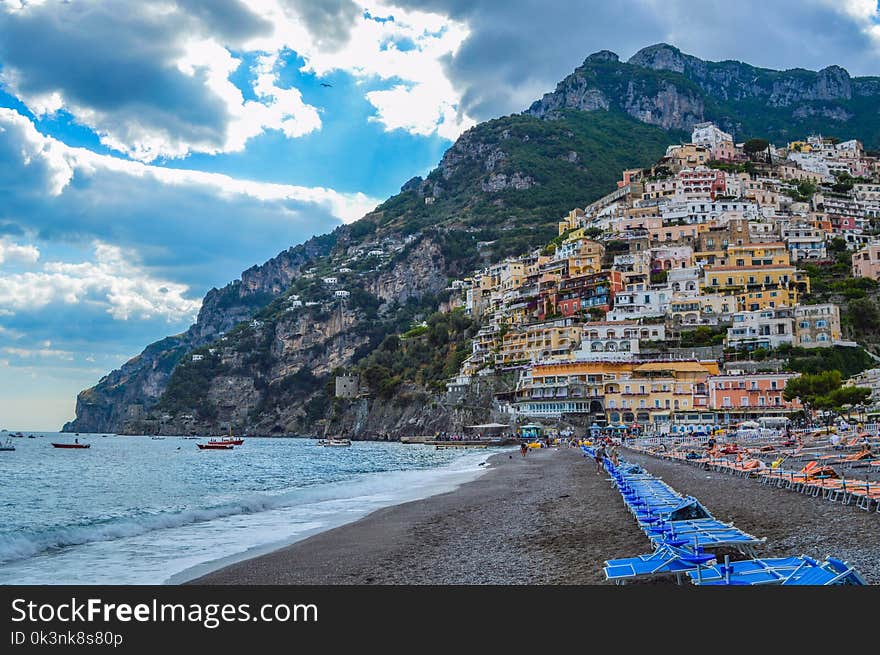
[691,122,735,160]
[334,290,350,298]
[322,277,338,285]
[794,304,841,347]
[725,308,794,351]
[781,223,827,261]
[606,289,669,321]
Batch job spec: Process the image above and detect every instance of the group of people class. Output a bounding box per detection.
[592,438,620,474]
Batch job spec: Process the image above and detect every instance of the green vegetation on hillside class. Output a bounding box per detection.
[357,310,478,398]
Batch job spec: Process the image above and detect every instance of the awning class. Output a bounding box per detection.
[464,423,510,429]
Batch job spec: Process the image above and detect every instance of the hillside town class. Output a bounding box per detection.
[445,124,880,433]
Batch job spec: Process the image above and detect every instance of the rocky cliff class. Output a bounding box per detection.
[528,43,880,147]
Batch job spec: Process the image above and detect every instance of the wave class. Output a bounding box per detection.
[0,449,492,565]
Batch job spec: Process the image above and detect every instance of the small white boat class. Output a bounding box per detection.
[317,438,352,447]
[0,438,15,452]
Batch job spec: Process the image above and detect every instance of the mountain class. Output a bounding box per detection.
[64,44,880,435]
[529,44,880,148]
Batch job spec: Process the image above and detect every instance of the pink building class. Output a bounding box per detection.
[708,373,801,417]
[852,244,880,280]
[675,167,726,202]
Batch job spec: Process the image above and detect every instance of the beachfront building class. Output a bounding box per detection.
[708,372,801,422]
[852,243,880,281]
[793,304,841,347]
[513,359,638,421]
[725,307,795,351]
[605,361,715,427]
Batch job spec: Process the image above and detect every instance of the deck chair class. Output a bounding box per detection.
[604,546,714,584]
[781,557,866,585]
[689,556,807,585]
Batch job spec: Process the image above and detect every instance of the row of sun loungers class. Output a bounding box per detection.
[588,447,866,585]
[691,555,866,586]
[631,441,880,512]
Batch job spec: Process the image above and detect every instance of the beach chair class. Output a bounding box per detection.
[689,555,807,585]
[780,557,867,585]
[604,544,715,584]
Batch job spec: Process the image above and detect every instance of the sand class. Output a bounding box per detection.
[189,445,880,585]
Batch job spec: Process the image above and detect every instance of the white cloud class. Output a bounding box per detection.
[2,107,378,223]
[272,1,477,138]
[0,1,475,160]
[0,238,39,265]
[0,241,202,322]
[2,347,74,361]
[0,1,322,161]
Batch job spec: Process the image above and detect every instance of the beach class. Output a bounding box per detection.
[191,446,880,585]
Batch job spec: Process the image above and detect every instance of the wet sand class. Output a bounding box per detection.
[189,446,880,584]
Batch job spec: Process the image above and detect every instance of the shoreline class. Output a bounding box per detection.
[188,447,642,585]
[172,447,501,584]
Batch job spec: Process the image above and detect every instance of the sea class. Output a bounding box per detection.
[0,433,495,584]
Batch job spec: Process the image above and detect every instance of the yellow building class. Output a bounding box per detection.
[558,208,585,235]
[605,361,717,425]
[514,358,718,422]
[497,321,583,365]
[702,264,809,311]
[725,242,791,267]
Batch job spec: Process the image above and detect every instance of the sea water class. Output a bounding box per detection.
[0,434,495,584]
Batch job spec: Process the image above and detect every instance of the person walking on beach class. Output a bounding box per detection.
[594,442,606,474]
[520,442,528,458]
[609,441,619,467]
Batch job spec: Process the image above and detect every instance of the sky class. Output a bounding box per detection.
[0,1,878,430]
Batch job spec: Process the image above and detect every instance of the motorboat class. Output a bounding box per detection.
[0,438,15,452]
[208,437,244,446]
[52,442,90,449]
[197,443,234,450]
[317,438,352,447]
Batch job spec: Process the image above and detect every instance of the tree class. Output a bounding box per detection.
[743,138,770,160]
[848,298,880,334]
[784,371,871,430]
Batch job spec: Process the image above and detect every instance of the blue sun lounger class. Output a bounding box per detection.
[604,544,716,584]
[688,556,807,585]
[780,557,867,585]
